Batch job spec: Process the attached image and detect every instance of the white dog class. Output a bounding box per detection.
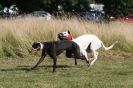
[58,31,118,66]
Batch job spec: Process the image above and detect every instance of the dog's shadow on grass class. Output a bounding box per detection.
[0,67,29,72]
[0,65,73,72]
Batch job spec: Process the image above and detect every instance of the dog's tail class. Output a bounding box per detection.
[101,41,118,51]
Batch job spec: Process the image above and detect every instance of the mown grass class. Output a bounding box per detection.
[0,53,132,88]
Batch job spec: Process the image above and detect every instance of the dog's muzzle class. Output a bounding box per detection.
[28,47,39,54]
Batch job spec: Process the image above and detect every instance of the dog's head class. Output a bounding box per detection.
[28,42,43,54]
[58,30,73,41]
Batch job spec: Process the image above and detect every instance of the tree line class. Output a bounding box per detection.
[0,0,133,17]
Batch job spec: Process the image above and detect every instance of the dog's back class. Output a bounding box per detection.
[41,40,80,56]
[42,40,76,50]
[72,34,102,50]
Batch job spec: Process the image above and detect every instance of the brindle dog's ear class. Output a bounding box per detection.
[68,30,70,34]
[33,42,37,45]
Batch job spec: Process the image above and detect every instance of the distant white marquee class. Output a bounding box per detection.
[89,4,104,11]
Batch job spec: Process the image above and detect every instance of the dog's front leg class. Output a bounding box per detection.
[52,56,57,72]
[30,55,46,70]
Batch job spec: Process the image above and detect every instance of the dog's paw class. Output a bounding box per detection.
[87,63,90,67]
[90,62,94,66]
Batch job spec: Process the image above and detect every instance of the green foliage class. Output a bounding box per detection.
[2,42,16,57]
[0,31,23,58]
[0,43,4,58]
[1,0,132,17]
[96,0,133,17]
[1,0,93,13]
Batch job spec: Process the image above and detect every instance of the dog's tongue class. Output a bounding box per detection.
[67,35,73,41]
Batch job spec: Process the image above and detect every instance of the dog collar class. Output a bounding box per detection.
[67,35,73,41]
[40,43,44,50]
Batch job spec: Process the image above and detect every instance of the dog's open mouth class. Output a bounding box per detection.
[27,48,38,55]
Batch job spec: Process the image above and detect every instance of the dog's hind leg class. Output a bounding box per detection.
[90,50,98,66]
[30,55,46,70]
[81,49,90,65]
[89,40,101,66]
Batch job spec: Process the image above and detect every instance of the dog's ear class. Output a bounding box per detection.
[68,30,70,34]
[32,42,40,48]
[33,42,37,45]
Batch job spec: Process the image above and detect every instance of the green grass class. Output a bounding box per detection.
[0,53,133,88]
[0,18,133,88]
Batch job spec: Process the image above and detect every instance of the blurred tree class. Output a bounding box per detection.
[15,0,43,13]
[0,0,11,7]
[95,0,133,17]
[0,0,132,17]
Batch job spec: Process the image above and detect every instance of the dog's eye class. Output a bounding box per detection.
[64,32,68,35]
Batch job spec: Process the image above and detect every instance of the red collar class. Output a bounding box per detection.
[67,35,73,41]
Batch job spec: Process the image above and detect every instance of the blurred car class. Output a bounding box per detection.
[79,11,105,22]
[30,11,51,20]
[115,14,133,23]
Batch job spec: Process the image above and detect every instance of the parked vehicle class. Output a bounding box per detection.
[115,14,133,23]
[79,11,105,22]
[29,11,51,20]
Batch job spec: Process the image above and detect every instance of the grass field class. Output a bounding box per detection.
[0,52,132,88]
[0,17,133,88]
[0,17,133,57]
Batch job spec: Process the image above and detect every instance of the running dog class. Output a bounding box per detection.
[29,40,89,72]
[58,31,118,66]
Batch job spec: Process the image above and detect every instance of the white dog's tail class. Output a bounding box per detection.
[101,41,118,51]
